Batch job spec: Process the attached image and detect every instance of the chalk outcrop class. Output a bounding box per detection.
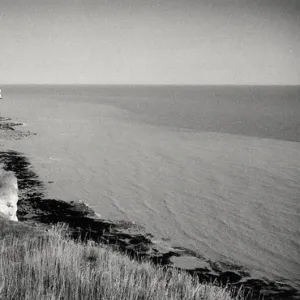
[0,171,18,221]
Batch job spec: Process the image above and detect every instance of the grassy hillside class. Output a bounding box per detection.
[0,219,245,300]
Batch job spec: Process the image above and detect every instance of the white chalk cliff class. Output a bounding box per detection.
[0,171,18,221]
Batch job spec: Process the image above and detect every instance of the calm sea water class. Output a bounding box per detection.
[1,85,300,289]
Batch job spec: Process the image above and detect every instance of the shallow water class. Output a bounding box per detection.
[1,85,300,290]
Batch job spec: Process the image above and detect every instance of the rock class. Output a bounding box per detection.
[0,171,18,221]
[219,271,242,284]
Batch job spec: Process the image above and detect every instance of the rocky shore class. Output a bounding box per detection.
[0,117,34,141]
[0,116,299,300]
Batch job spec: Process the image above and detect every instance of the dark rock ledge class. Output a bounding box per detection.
[0,118,299,300]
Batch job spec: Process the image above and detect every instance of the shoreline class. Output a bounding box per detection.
[1,116,299,300]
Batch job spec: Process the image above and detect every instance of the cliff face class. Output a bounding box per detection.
[0,116,34,221]
[0,171,18,221]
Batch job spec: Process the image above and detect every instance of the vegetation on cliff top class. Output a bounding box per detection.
[0,219,245,300]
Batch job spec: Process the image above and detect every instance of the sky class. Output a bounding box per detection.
[0,0,300,85]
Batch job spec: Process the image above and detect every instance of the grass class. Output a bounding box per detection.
[0,219,246,300]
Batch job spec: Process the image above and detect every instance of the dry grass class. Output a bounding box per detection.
[0,221,245,300]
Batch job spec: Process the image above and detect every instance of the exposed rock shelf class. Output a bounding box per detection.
[0,117,34,141]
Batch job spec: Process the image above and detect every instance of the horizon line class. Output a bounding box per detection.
[1,83,300,87]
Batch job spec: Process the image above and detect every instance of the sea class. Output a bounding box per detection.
[1,85,300,291]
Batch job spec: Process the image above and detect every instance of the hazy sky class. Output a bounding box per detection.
[1,0,300,85]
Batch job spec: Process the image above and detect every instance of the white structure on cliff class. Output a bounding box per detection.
[0,171,18,221]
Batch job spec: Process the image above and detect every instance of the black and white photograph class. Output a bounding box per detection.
[0,1,299,299]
